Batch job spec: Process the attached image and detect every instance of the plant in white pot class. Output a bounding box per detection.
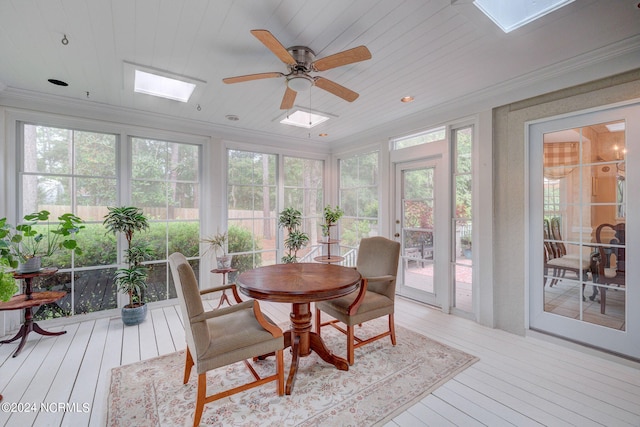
[103,206,153,326]
[0,210,84,273]
[201,230,232,269]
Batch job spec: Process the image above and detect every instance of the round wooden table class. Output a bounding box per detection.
[237,263,361,395]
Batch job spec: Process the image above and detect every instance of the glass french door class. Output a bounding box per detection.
[528,103,639,359]
[395,158,448,307]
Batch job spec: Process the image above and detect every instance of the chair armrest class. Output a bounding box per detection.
[365,275,394,284]
[347,278,368,315]
[200,283,243,303]
[190,300,254,323]
[252,300,283,338]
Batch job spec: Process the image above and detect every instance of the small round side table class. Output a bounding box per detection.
[210,268,238,308]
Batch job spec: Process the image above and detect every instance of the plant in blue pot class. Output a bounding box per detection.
[103,206,153,326]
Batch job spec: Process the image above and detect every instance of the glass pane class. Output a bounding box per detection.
[75,131,117,176]
[358,187,378,217]
[168,221,199,258]
[454,264,472,312]
[358,152,378,186]
[168,142,199,181]
[75,223,117,267]
[73,268,118,314]
[32,272,72,320]
[76,178,117,220]
[131,181,168,220]
[455,175,472,219]
[404,169,433,200]
[23,176,72,214]
[145,262,169,302]
[393,126,445,150]
[542,121,626,330]
[340,157,358,187]
[132,138,168,180]
[172,182,199,213]
[23,125,72,174]
[456,128,472,173]
[144,222,168,262]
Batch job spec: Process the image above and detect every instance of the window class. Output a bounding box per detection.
[392,126,445,150]
[452,126,473,312]
[21,124,119,318]
[130,137,201,303]
[283,156,324,260]
[17,124,202,319]
[339,151,379,250]
[227,150,278,275]
[226,150,325,275]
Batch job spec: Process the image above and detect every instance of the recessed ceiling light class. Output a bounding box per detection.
[280,110,329,128]
[134,70,196,102]
[48,79,68,87]
[401,96,414,103]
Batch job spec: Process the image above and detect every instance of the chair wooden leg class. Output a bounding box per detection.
[347,325,355,365]
[389,314,396,346]
[184,347,194,384]
[276,348,285,396]
[194,373,206,427]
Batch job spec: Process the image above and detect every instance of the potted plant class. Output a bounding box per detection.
[460,234,472,259]
[201,230,232,269]
[0,210,84,273]
[278,207,309,263]
[321,205,344,240]
[103,206,153,326]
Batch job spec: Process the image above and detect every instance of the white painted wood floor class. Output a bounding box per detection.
[1,296,639,427]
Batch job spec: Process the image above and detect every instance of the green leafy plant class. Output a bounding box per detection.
[321,205,344,237]
[278,207,309,263]
[0,210,84,268]
[200,230,228,257]
[103,206,152,308]
[0,259,18,302]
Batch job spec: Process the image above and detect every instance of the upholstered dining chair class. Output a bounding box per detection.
[168,252,284,427]
[315,236,401,365]
[594,223,625,314]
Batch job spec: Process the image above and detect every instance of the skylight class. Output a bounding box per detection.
[280,110,330,128]
[134,70,196,102]
[473,0,574,33]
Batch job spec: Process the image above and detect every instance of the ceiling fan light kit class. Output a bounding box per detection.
[223,29,371,110]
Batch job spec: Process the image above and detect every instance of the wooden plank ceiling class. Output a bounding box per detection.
[0,0,639,146]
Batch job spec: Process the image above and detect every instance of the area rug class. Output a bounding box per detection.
[107,320,478,426]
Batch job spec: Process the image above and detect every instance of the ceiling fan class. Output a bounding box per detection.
[223,30,372,110]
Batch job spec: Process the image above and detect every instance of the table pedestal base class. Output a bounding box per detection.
[283,302,348,394]
[0,306,66,358]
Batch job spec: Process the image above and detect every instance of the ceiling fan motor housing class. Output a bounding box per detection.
[287,46,316,73]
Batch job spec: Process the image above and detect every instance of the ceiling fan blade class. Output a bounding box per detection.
[314,77,359,102]
[312,46,371,71]
[222,72,283,84]
[250,29,297,66]
[280,87,297,110]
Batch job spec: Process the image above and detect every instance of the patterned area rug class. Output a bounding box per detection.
[107,320,478,426]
